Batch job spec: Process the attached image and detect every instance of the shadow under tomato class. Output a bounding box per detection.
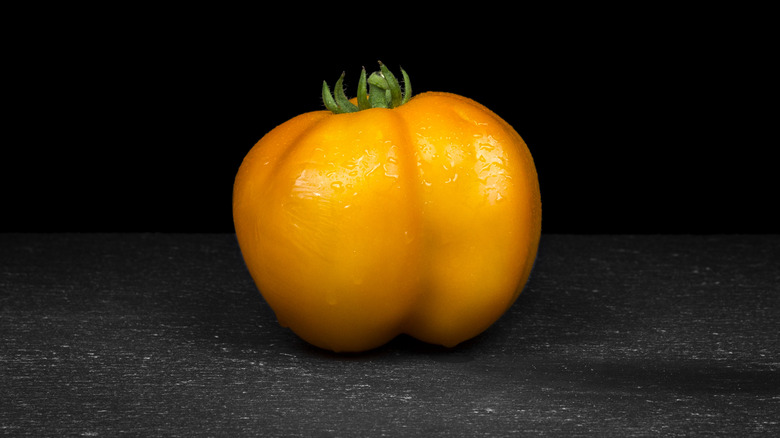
[294,327,497,364]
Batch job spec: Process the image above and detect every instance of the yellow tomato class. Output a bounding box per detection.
[233,64,541,352]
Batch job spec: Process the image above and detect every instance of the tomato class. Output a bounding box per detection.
[233,63,541,352]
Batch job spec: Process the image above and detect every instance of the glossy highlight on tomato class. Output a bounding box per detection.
[233,64,541,352]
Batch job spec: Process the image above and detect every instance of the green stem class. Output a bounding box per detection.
[368,72,389,108]
[334,72,358,113]
[322,61,412,114]
[379,62,402,108]
[357,68,370,110]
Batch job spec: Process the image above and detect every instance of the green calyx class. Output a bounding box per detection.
[322,61,412,114]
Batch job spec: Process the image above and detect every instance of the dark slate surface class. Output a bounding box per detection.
[1,234,778,436]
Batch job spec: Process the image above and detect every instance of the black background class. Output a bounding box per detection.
[4,6,775,234]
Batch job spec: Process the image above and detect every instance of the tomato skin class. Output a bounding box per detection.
[233,91,541,352]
